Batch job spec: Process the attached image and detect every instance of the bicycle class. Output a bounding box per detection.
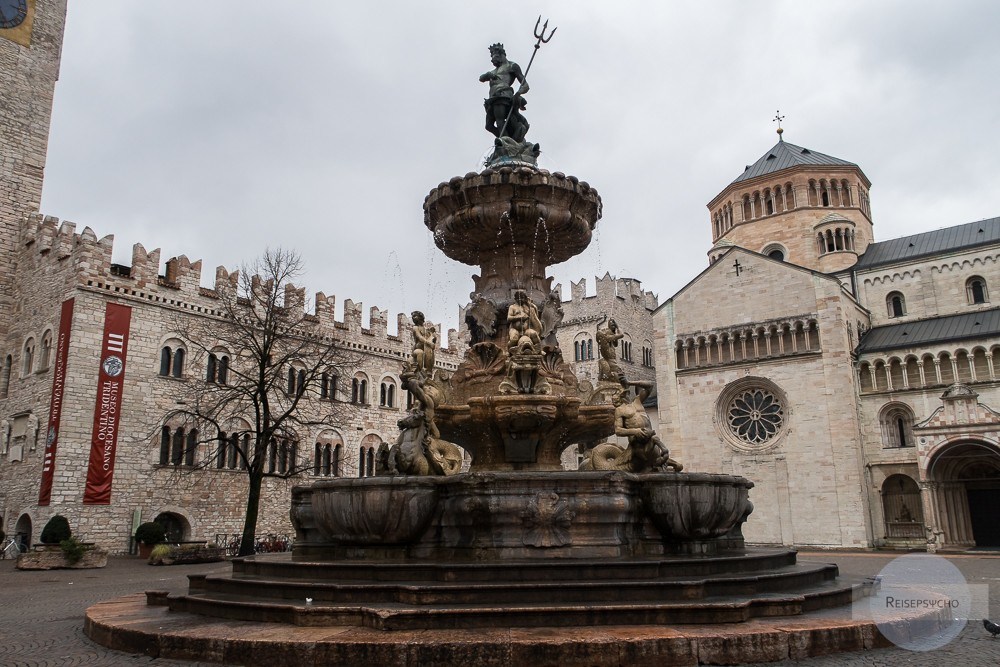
[1,537,24,559]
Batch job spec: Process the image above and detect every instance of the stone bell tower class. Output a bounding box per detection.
[0,0,69,334]
[705,126,875,274]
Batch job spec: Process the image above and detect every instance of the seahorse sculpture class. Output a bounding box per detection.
[379,409,463,476]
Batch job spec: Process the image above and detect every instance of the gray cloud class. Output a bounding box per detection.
[40,1,1000,331]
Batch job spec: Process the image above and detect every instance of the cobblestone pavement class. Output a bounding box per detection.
[0,550,997,665]
[752,550,1000,666]
[0,555,229,666]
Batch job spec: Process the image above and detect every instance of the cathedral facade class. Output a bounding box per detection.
[656,131,1000,550]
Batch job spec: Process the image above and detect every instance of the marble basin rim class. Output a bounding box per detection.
[636,472,754,540]
[306,476,443,545]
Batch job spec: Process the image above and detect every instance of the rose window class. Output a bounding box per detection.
[727,388,783,444]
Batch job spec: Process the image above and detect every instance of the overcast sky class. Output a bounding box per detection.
[39,1,1000,334]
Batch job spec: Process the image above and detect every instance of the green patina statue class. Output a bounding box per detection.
[480,43,530,143]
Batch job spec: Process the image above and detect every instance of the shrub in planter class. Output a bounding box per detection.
[40,515,72,544]
[148,543,172,565]
[60,537,87,565]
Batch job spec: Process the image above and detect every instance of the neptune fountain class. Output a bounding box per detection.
[162,29,859,628]
[84,22,905,665]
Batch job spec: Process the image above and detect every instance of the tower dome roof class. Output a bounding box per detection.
[730,140,858,186]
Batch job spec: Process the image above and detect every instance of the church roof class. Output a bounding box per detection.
[729,139,858,186]
[853,217,1000,270]
[857,307,1000,354]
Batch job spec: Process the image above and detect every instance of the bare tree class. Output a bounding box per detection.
[166,248,356,556]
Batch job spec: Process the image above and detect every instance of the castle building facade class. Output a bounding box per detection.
[656,131,1000,550]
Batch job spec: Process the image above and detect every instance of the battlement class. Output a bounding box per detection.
[18,212,457,353]
[21,213,115,279]
[564,274,658,311]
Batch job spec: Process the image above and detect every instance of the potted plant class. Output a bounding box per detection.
[134,521,166,559]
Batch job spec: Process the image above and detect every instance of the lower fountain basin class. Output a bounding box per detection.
[292,471,754,560]
[638,472,753,540]
[305,476,441,545]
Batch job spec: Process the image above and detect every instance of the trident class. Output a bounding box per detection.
[497,16,557,140]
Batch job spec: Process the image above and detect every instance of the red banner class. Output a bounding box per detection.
[38,298,74,506]
[83,302,132,505]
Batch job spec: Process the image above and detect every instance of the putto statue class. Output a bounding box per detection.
[506,289,542,353]
[410,310,438,374]
[596,318,626,385]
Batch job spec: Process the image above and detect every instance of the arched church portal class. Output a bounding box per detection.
[926,440,1000,548]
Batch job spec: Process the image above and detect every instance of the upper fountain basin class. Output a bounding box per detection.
[424,167,602,267]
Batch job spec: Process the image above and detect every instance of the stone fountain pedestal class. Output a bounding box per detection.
[156,471,872,634]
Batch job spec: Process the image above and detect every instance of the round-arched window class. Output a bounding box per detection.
[761,243,787,262]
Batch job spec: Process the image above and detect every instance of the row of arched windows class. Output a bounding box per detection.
[806,179,853,208]
[160,424,299,474]
[642,345,653,368]
[740,183,795,226]
[621,340,633,362]
[156,417,400,480]
[713,202,736,239]
[574,339,594,361]
[818,227,857,254]
[157,341,379,409]
[0,330,54,398]
[712,178,872,241]
[885,277,989,319]
[859,346,1000,392]
[349,374,407,409]
[675,320,820,370]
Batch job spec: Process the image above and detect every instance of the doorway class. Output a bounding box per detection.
[967,488,1000,547]
[14,513,32,551]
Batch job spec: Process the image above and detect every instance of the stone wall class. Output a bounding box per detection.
[0,0,68,336]
[853,245,1000,327]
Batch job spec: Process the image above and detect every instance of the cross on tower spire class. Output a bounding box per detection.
[773,111,785,141]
